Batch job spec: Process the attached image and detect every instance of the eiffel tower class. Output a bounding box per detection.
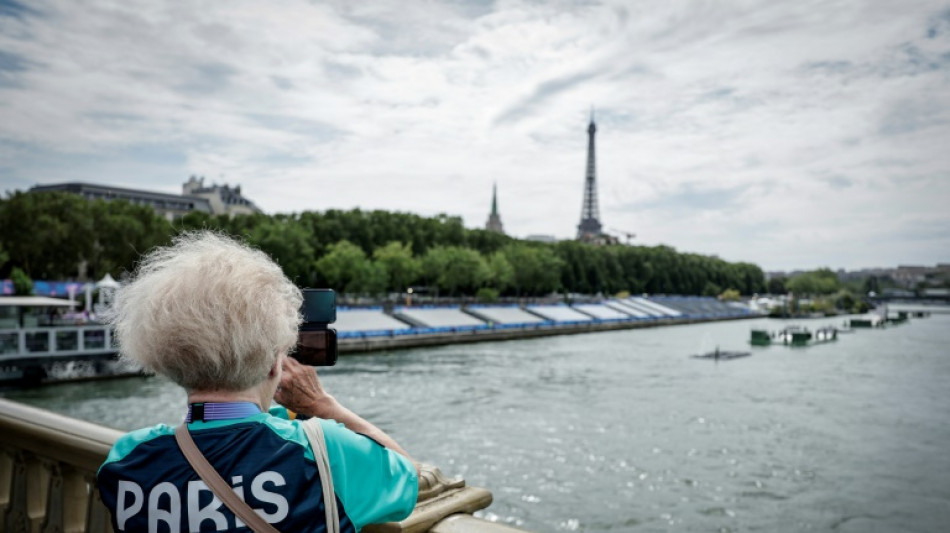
[577,110,603,242]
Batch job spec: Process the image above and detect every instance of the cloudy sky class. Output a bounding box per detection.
[1,0,948,271]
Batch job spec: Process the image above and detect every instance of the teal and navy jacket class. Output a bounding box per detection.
[97,407,418,532]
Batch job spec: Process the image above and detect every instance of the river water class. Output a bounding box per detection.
[6,314,950,532]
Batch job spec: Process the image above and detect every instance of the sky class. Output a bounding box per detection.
[1,0,948,272]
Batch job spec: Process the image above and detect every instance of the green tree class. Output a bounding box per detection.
[768,277,787,295]
[835,289,855,311]
[176,210,227,232]
[787,268,840,296]
[421,246,490,295]
[373,241,421,292]
[486,251,514,292]
[88,199,172,279]
[10,267,33,295]
[315,240,371,294]
[0,191,95,278]
[476,287,500,302]
[503,243,563,296]
[243,216,316,286]
[0,241,8,271]
[719,288,741,301]
[361,261,389,296]
[702,281,722,297]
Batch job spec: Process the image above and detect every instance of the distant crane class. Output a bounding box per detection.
[610,228,637,245]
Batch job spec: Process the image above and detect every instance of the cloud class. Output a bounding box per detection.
[0,0,36,20]
[493,67,605,126]
[0,0,948,270]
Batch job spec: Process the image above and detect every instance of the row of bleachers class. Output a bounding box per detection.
[630,297,684,317]
[527,304,593,322]
[334,308,413,333]
[466,305,547,326]
[649,296,754,318]
[574,304,631,320]
[613,298,671,317]
[333,297,753,339]
[604,300,654,318]
[393,306,486,328]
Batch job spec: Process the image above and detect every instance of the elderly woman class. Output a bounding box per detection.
[96,232,418,532]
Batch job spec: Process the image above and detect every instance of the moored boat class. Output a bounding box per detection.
[0,296,136,387]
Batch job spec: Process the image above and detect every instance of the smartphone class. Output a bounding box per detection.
[293,289,338,366]
[295,329,338,366]
[301,288,336,324]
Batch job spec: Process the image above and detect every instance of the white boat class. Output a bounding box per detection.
[0,296,136,386]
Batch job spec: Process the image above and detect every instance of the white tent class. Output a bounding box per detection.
[95,273,121,310]
[96,273,120,289]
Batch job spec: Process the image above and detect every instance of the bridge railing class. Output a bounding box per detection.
[0,399,527,533]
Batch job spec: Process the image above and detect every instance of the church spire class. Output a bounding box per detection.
[491,182,499,216]
[486,182,505,234]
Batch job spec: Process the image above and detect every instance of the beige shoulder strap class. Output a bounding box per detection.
[175,424,280,533]
[302,418,340,533]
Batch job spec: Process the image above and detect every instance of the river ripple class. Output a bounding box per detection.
[6,315,950,532]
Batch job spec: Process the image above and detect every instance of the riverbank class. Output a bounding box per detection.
[2,295,757,386]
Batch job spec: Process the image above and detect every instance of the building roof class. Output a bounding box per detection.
[31,182,213,211]
[0,296,75,307]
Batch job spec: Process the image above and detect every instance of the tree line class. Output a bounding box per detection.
[0,191,766,298]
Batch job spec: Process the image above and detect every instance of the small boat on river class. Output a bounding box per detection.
[0,296,134,386]
[692,347,752,361]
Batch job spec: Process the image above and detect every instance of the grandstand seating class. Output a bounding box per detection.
[605,300,654,318]
[573,304,632,320]
[527,304,594,322]
[466,305,547,325]
[333,298,752,340]
[334,308,412,333]
[394,306,487,328]
[618,298,668,317]
[630,297,683,317]
[650,296,754,318]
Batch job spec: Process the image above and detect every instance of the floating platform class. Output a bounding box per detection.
[750,329,773,346]
[886,312,909,325]
[750,326,837,347]
[850,315,885,328]
[812,326,838,343]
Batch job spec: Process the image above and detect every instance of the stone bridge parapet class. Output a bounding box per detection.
[0,398,528,533]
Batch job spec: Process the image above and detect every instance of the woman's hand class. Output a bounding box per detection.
[276,356,417,466]
[274,356,335,417]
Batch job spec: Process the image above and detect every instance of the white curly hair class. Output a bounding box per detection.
[108,231,302,391]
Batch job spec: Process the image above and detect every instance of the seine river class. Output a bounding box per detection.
[6,313,950,532]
